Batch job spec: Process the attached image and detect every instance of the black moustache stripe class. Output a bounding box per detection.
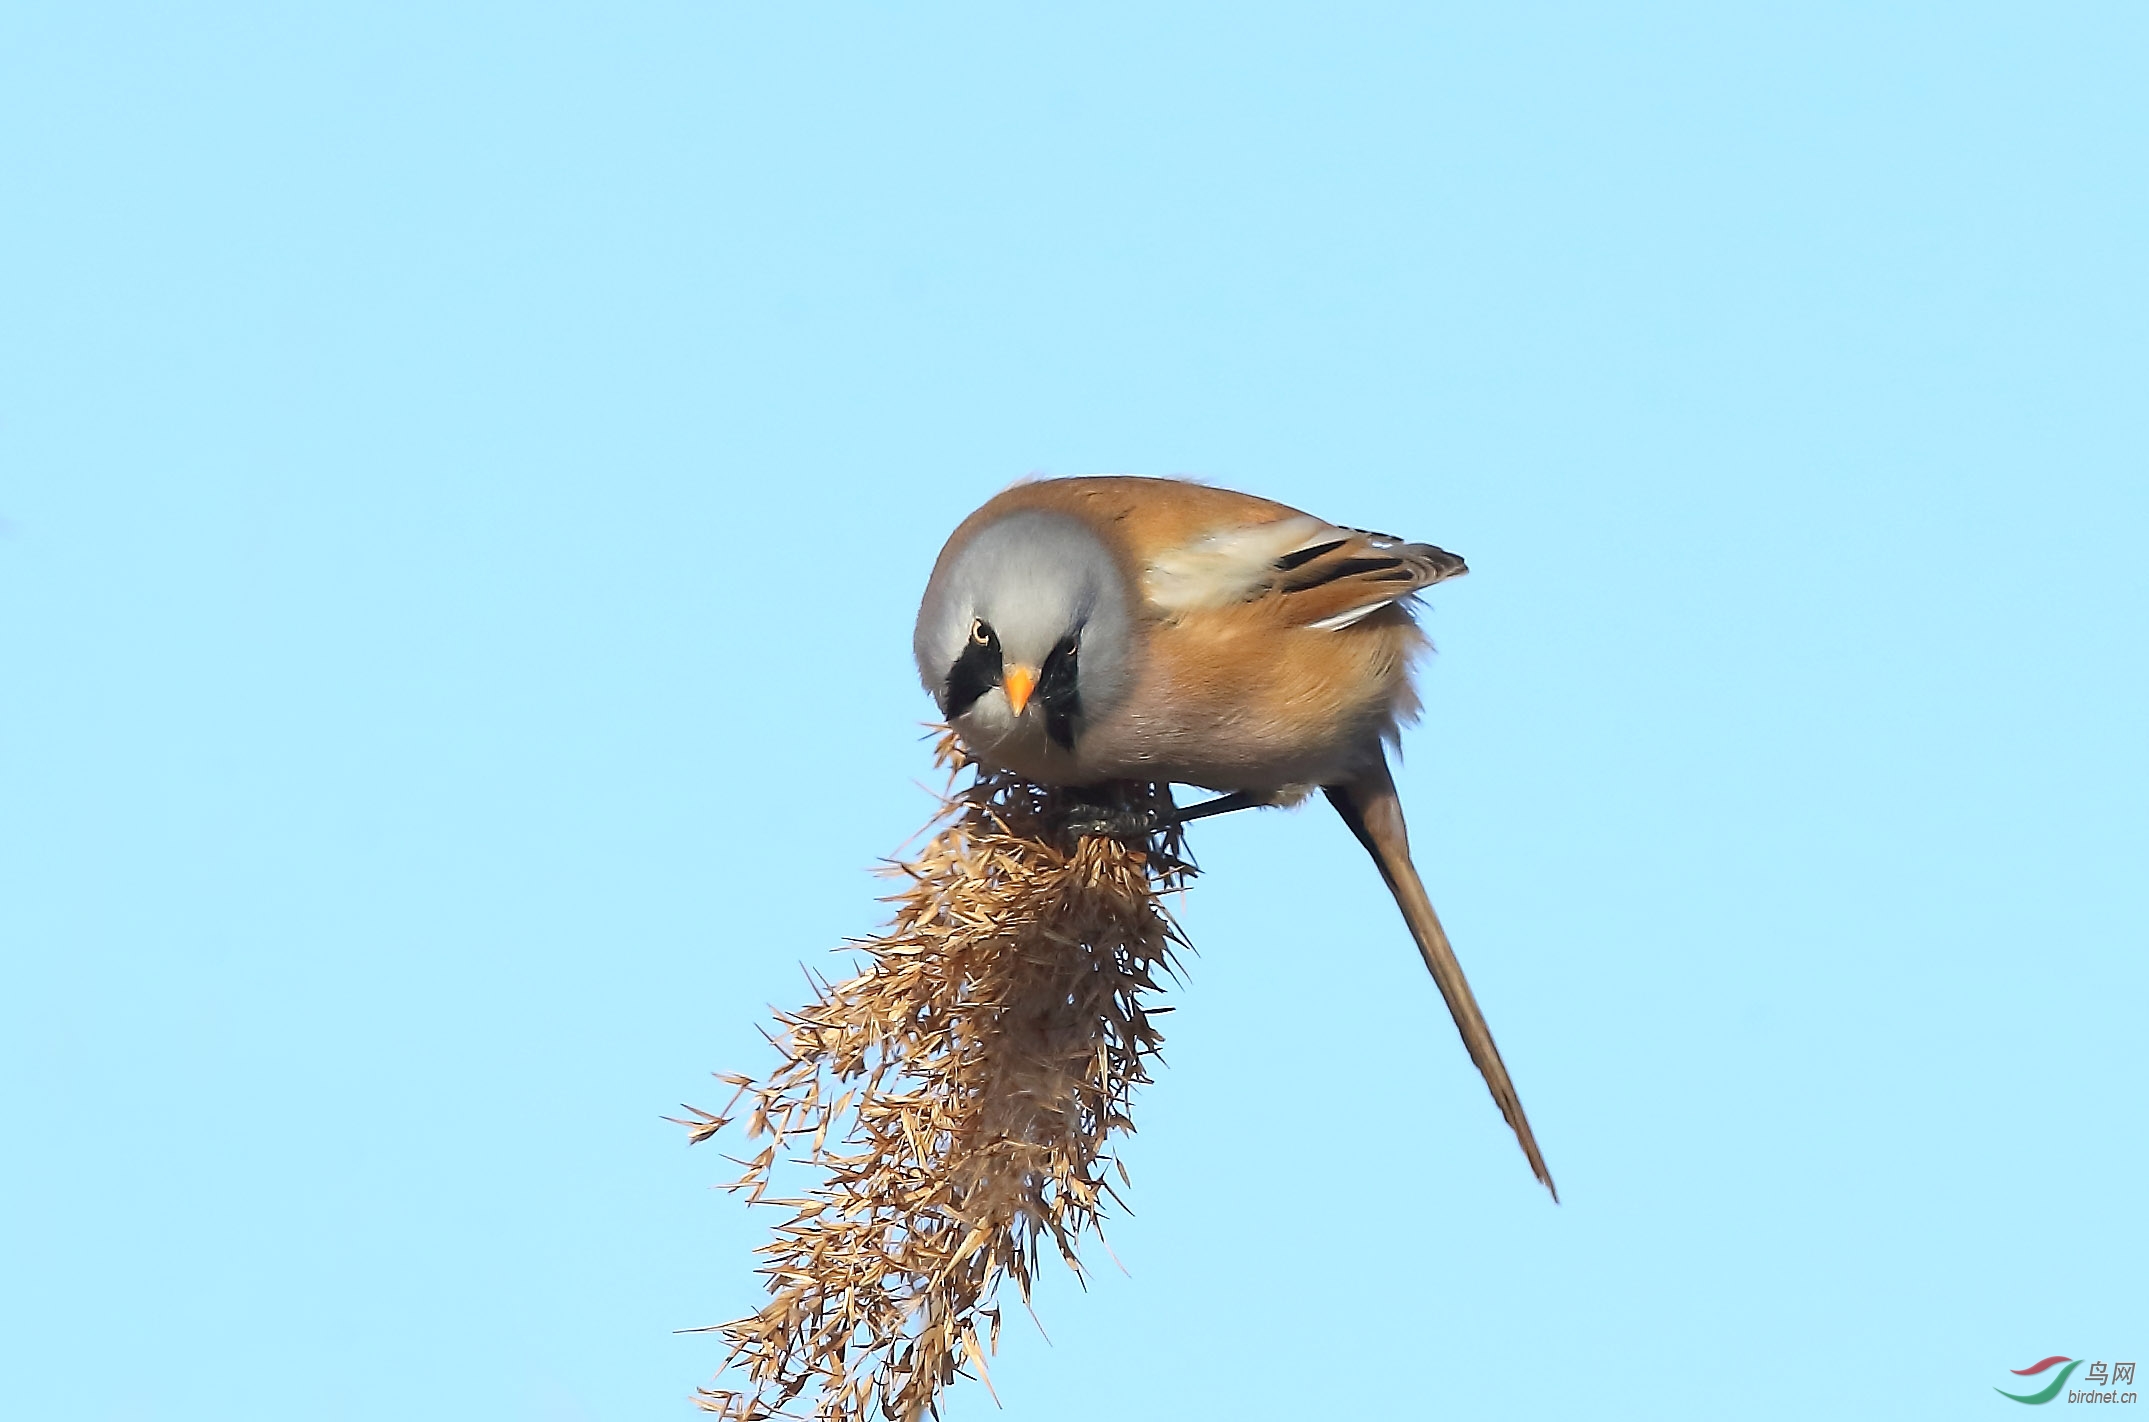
[1039,635,1080,750]
[942,639,1001,721]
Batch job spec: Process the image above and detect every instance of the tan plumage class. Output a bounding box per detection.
[915,475,1556,1197]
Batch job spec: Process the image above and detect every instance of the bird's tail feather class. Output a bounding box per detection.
[1325,762,1558,1200]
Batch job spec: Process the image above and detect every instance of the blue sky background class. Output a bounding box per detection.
[3,4,2143,1419]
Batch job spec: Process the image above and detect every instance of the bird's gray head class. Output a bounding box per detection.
[913,509,1134,753]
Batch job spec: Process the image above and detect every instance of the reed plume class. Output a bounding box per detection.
[680,740,1191,1421]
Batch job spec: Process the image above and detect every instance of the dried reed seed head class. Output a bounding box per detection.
[686,746,1192,1421]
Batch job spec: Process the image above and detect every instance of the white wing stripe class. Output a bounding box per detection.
[1141,516,1341,613]
[1306,600,1402,631]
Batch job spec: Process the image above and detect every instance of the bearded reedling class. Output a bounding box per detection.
[915,475,1555,1198]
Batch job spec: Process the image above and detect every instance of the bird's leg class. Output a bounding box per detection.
[1060,787,1281,839]
[1169,789,1279,826]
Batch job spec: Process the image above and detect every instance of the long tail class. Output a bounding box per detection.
[1325,759,1558,1200]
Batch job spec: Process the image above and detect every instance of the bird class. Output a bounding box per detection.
[913,474,1555,1199]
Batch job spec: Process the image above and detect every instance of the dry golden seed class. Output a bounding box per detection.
[681,761,1184,1419]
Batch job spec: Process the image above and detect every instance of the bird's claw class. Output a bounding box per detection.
[1058,803,1164,840]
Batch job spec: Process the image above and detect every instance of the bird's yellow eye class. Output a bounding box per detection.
[971,619,993,646]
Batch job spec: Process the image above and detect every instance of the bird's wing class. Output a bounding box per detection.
[1143,513,1466,629]
[963,476,1466,630]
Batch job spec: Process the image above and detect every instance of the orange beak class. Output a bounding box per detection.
[1003,664,1038,717]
